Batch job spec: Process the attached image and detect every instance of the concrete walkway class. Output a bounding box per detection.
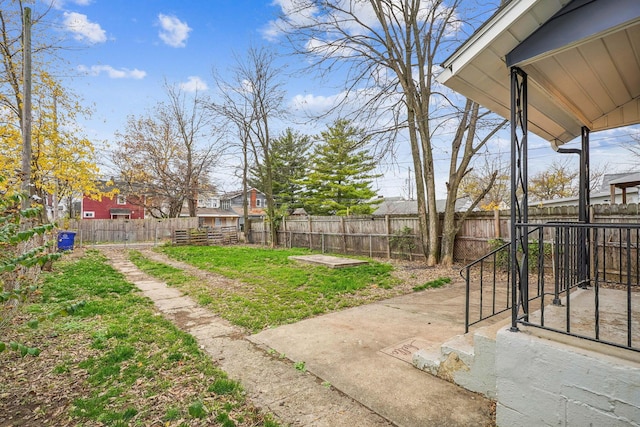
[100,248,494,427]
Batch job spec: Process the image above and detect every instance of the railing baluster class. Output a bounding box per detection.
[594,227,600,341]
[465,265,471,333]
[563,227,573,332]
[479,259,484,321]
[506,248,511,310]
[539,227,545,327]
[627,228,632,348]
[492,252,497,316]
[619,228,623,286]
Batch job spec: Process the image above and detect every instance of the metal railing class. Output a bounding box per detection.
[462,222,639,352]
[461,239,511,332]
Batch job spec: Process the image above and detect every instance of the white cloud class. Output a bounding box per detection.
[290,93,340,114]
[78,65,146,79]
[179,76,208,92]
[157,14,191,48]
[262,0,320,41]
[63,12,106,43]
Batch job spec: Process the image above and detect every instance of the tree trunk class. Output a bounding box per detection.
[440,199,458,267]
[406,106,430,262]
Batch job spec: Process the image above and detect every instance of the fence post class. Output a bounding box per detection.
[340,217,347,253]
[308,216,313,250]
[369,234,372,258]
[321,233,324,253]
[386,215,391,259]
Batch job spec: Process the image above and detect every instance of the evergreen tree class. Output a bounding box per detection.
[250,128,311,210]
[300,120,380,216]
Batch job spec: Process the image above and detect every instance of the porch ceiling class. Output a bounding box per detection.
[437,0,640,145]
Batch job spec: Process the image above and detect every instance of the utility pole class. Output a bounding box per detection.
[21,7,32,209]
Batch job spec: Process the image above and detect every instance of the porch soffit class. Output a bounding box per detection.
[437,0,640,146]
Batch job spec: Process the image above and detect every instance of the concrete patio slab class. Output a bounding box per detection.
[250,286,494,426]
[289,254,369,268]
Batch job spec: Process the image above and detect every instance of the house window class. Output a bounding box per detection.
[116,195,127,205]
[256,199,261,207]
[215,218,222,226]
[211,198,220,208]
[83,211,95,218]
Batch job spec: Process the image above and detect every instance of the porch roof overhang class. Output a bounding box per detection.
[437,0,640,146]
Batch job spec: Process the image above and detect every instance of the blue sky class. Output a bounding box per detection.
[38,0,640,198]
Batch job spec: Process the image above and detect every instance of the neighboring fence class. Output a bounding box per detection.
[246,204,640,262]
[172,227,239,246]
[67,218,199,245]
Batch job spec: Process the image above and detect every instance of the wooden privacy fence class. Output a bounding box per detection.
[247,204,640,263]
[248,215,424,260]
[67,218,199,245]
[172,227,239,246]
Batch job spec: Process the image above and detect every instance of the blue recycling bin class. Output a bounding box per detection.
[57,231,76,251]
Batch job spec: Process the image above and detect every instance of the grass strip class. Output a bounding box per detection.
[412,276,451,291]
[130,246,400,332]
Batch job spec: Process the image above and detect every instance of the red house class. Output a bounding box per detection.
[81,183,145,220]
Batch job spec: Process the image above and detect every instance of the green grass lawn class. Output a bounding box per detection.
[1,250,278,427]
[130,246,400,332]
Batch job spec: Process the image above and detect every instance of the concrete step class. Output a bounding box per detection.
[412,317,511,399]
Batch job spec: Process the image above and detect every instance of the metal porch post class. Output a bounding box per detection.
[510,67,529,331]
[580,126,591,287]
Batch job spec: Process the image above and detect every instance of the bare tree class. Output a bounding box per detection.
[276,0,505,265]
[460,153,510,211]
[112,83,224,218]
[210,46,286,246]
[209,69,256,233]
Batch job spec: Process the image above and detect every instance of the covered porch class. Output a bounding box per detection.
[435,0,640,425]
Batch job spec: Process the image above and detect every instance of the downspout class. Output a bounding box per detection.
[551,128,590,288]
[550,141,587,223]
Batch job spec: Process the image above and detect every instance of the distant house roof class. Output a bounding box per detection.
[598,173,638,191]
[373,198,418,215]
[222,188,265,200]
[607,172,640,189]
[230,206,265,217]
[192,208,239,218]
[373,197,473,215]
[531,187,640,208]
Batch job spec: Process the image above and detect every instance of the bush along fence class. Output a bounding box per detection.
[246,203,640,263]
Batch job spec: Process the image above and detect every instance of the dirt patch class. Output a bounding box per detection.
[0,326,98,427]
